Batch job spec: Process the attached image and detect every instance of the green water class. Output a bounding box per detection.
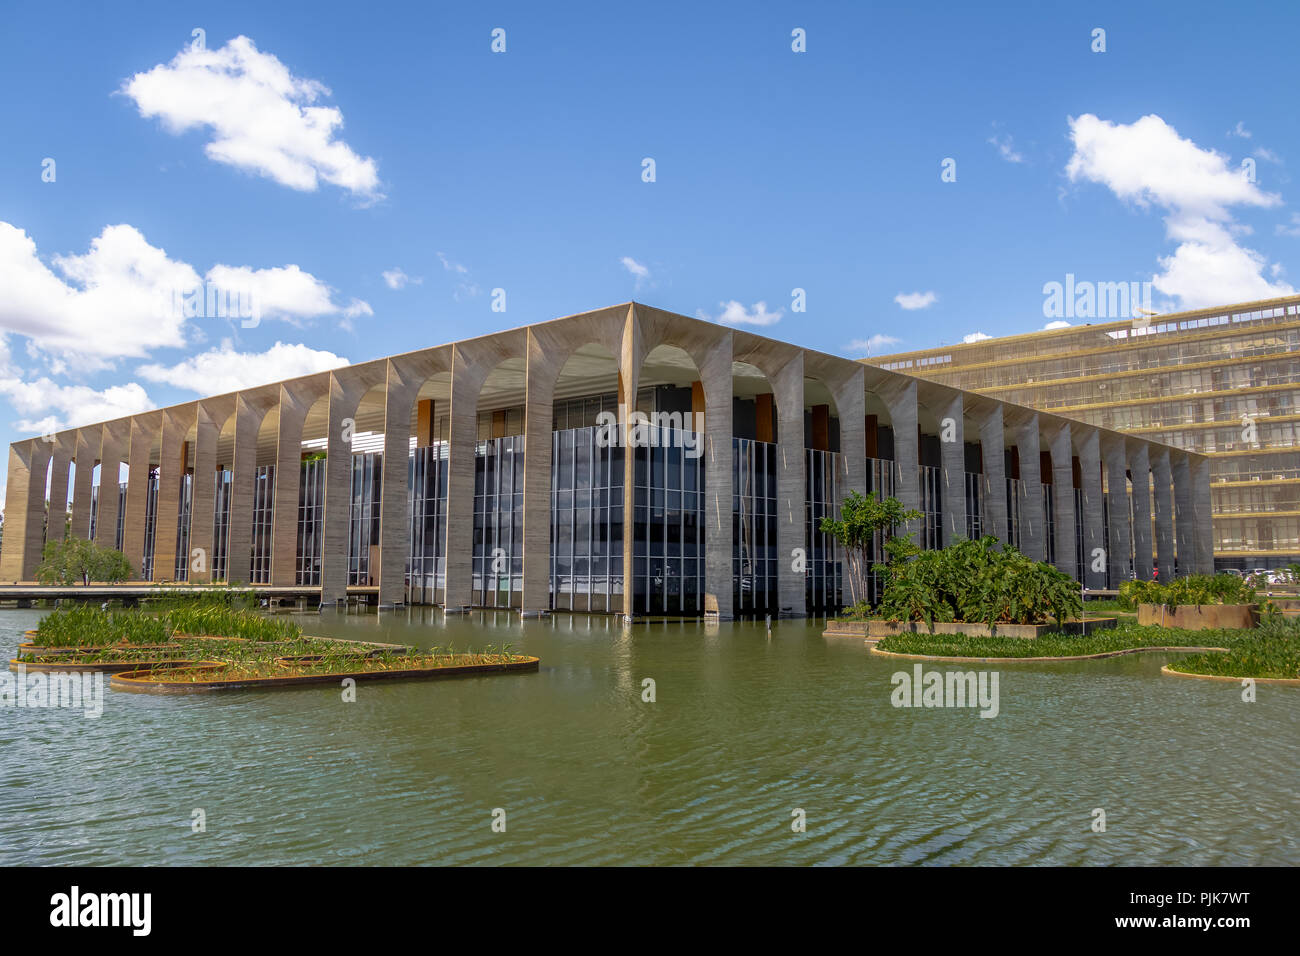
[1,607,1296,865]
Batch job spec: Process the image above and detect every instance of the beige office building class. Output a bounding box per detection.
[870,294,1300,571]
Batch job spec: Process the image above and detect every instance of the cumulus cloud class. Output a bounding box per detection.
[0,222,196,365]
[1065,113,1293,307]
[700,300,784,327]
[1044,320,1071,330]
[846,334,901,355]
[894,291,938,310]
[137,340,350,394]
[0,222,366,367]
[620,256,650,286]
[963,332,992,343]
[122,35,381,200]
[382,268,421,290]
[0,375,155,433]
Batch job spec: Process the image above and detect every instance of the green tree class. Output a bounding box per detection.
[819,491,922,607]
[36,537,134,585]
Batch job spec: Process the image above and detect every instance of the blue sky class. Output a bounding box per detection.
[2,0,1299,499]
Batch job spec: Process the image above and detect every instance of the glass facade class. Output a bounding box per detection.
[632,426,704,616]
[473,436,524,608]
[297,458,326,585]
[919,465,941,550]
[805,448,841,613]
[140,469,158,580]
[965,471,984,539]
[733,437,778,616]
[407,442,448,605]
[551,426,625,613]
[348,452,383,586]
[114,482,126,553]
[1041,480,1055,565]
[174,471,193,582]
[212,470,232,581]
[250,465,275,584]
[1006,477,1023,550]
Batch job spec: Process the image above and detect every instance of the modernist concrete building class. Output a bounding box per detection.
[1,303,1212,617]
[870,294,1300,572]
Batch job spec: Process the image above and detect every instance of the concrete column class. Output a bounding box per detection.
[1079,428,1107,589]
[1104,437,1131,589]
[770,352,806,617]
[46,434,74,545]
[94,421,128,552]
[1014,415,1044,562]
[1173,452,1194,578]
[1152,447,1175,583]
[227,394,273,585]
[379,357,439,608]
[0,440,52,581]
[153,408,192,583]
[699,333,735,619]
[978,405,1008,547]
[444,345,487,610]
[189,398,231,584]
[521,330,558,616]
[833,367,867,501]
[1048,423,1077,580]
[321,370,377,604]
[271,381,319,587]
[69,428,99,541]
[122,415,158,578]
[1129,442,1153,580]
[937,391,966,544]
[1191,455,1215,574]
[882,377,921,540]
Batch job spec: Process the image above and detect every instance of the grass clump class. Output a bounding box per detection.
[876,622,1227,659]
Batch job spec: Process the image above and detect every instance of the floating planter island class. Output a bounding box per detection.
[110,653,541,693]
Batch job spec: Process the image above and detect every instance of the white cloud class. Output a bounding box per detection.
[122,35,381,200]
[1254,146,1283,165]
[894,291,938,310]
[701,300,784,327]
[0,222,366,368]
[436,252,479,300]
[0,222,196,365]
[1043,320,1071,330]
[846,334,901,355]
[620,256,650,284]
[1229,121,1252,139]
[1277,213,1300,237]
[382,268,421,290]
[436,252,468,275]
[1065,113,1293,308]
[205,263,354,322]
[137,340,349,394]
[0,376,155,433]
[963,332,992,343]
[988,133,1024,164]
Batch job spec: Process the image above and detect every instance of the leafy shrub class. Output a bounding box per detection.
[1119,574,1256,610]
[876,536,1082,627]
